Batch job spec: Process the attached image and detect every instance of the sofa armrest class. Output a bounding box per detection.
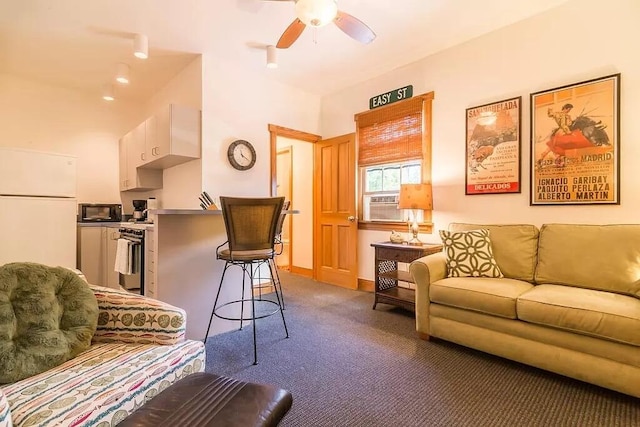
[90,284,186,345]
[410,252,447,339]
[0,388,12,427]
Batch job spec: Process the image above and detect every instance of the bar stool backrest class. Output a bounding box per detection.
[219,196,285,252]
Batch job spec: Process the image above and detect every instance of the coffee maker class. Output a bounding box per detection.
[132,199,147,222]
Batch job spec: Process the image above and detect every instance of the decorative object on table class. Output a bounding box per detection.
[530,73,620,205]
[389,230,405,244]
[398,183,433,245]
[227,139,256,171]
[465,96,521,195]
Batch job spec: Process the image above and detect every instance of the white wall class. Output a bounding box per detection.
[0,73,139,203]
[277,136,314,270]
[200,55,321,200]
[321,0,640,280]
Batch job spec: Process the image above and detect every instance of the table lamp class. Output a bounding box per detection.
[398,183,433,245]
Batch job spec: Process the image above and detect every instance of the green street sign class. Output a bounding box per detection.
[369,85,413,109]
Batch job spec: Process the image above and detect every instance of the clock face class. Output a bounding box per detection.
[227,140,256,170]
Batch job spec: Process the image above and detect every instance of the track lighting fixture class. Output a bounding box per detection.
[115,63,130,84]
[102,84,115,101]
[266,45,278,69]
[134,34,148,59]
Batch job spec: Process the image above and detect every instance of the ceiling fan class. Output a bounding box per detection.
[265,0,376,49]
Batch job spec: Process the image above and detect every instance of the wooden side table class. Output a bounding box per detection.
[371,241,443,312]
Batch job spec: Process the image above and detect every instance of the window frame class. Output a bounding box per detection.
[354,92,434,233]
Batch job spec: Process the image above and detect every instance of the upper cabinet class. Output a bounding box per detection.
[119,104,201,191]
[142,104,201,169]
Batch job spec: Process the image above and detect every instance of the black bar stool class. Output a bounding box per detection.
[205,196,289,365]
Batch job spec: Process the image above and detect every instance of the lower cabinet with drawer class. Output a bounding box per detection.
[371,241,443,312]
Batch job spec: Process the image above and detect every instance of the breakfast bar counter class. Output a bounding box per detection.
[146,209,240,340]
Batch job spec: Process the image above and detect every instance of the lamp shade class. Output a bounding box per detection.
[398,183,433,210]
[295,0,338,27]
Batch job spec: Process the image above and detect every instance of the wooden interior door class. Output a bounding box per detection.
[314,133,357,289]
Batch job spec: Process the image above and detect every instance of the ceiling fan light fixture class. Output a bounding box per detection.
[134,33,148,59]
[115,63,130,84]
[102,84,115,101]
[295,0,337,27]
[266,45,278,69]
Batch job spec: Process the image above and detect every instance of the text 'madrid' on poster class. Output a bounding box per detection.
[465,97,521,195]
[530,74,620,205]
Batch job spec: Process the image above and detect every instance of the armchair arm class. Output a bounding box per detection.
[409,252,447,339]
[90,285,186,345]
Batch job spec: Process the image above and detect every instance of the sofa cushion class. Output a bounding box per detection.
[518,284,640,346]
[449,223,539,282]
[0,340,205,427]
[430,277,534,319]
[439,229,503,278]
[536,224,640,297]
[0,262,99,384]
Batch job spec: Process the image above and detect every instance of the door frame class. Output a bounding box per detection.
[269,124,321,277]
[276,146,293,270]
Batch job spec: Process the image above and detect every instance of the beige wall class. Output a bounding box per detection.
[321,0,640,280]
[200,54,321,200]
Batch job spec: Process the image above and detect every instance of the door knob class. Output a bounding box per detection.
[347,216,356,222]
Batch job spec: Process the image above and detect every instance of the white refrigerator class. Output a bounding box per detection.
[0,148,78,268]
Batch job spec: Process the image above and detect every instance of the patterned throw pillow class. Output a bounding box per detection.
[439,229,504,278]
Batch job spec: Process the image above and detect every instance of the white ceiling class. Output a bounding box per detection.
[0,0,570,102]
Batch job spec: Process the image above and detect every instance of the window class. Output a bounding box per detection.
[355,92,434,231]
[362,161,421,221]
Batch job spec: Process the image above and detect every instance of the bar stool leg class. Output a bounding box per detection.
[270,259,286,309]
[249,261,258,365]
[268,260,289,338]
[205,262,230,343]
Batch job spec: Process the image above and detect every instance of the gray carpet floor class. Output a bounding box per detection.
[205,272,639,427]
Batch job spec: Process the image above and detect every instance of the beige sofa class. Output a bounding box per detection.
[409,223,640,398]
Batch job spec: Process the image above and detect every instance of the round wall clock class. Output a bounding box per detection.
[227,139,256,171]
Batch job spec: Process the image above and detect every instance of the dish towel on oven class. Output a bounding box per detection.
[115,238,133,275]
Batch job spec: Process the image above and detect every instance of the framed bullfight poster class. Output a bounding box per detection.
[465,96,521,195]
[530,74,620,205]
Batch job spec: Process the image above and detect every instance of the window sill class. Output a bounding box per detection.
[358,221,433,234]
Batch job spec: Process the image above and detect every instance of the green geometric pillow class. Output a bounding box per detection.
[439,229,504,278]
[0,262,98,384]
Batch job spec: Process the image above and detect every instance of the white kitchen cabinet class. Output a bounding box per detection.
[144,228,156,298]
[141,104,201,169]
[119,125,162,192]
[77,225,121,288]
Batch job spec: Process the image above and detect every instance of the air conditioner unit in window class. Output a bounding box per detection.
[369,195,402,221]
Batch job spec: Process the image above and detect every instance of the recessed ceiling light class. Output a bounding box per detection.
[267,45,277,69]
[115,63,130,84]
[102,84,115,101]
[134,34,148,59]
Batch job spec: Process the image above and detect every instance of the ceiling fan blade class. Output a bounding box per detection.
[276,18,306,49]
[333,10,376,44]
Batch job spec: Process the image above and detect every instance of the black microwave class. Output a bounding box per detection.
[79,203,122,222]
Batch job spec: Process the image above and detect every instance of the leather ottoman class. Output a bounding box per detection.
[118,372,293,427]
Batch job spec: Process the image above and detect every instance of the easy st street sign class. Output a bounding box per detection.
[369,85,413,109]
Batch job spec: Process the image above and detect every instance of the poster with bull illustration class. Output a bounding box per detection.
[465,96,521,195]
[530,74,620,205]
